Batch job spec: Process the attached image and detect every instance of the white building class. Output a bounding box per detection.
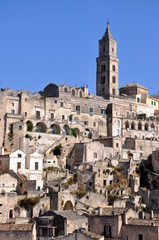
[9,150,26,173]
[29,151,43,190]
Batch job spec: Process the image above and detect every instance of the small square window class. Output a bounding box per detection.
[84,121,88,126]
[11,110,15,114]
[12,103,14,106]
[25,98,27,102]
[116,143,119,147]
[112,88,116,95]
[112,65,115,71]
[101,65,105,72]
[93,122,96,127]
[54,100,57,104]
[101,76,105,85]
[90,107,93,116]
[112,76,116,84]
[60,102,63,107]
[25,112,27,116]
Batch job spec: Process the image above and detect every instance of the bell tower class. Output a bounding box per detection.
[96,22,119,99]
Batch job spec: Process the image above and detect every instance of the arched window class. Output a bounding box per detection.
[9,209,14,219]
[145,123,149,131]
[125,121,129,129]
[138,122,142,130]
[151,123,155,130]
[131,122,135,130]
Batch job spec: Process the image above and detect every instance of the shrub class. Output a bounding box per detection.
[18,196,40,209]
[70,128,77,138]
[88,132,92,139]
[27,122,33,132]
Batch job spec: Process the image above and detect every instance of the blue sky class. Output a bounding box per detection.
[0,1,159,95]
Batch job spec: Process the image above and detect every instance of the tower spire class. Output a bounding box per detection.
[103,20,113,40]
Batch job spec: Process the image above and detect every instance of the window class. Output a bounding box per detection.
[101,109,106,117]
[101,76,105,84]
[112,76,116,83]
[18,154,22,158]
[117,120,120,127]
[112,88,116,95]
[93,122,96,127]
[60,102,63,107]
[11,110,15,114]
[104,226,111,237]
[25,112,27,116]
[112,47,114,52]
[103,46,105,53]
[35,162,39,170]
[84,121,88,126]
[101,65,105,72]
[62,115,65,120]
[36,111,40,119]
[19,126,22,130]
[54,100,57,104]
[90,107,93,116]
[132,112,135,119]
[51,113,54,121]
[93,152,97,158]
[25,98,27,102]
[12,103,14,106]
[117,129,119,136]
[129,104,132,111]
[76,105,80,115]
[17,162,21,170]
[151,101,153,105]
[137,97,140,102]
[112,65,115,71]
[140,146,143,150]
[86,196,89,200]
[103,180,106,186]
[102,88,104,92]
[154,102,156,106]
[116,143,119,147]
[138,234,143,240]
[127,112,130,119]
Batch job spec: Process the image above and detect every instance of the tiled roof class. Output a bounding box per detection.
[0,223,33,231]
[120,82,148,90]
